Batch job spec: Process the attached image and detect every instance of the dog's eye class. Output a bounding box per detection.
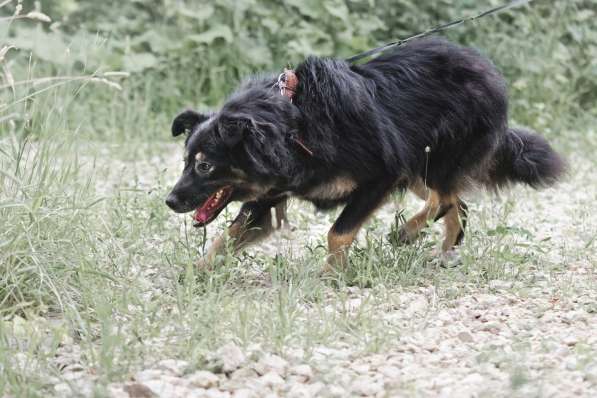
[196,161,213,174]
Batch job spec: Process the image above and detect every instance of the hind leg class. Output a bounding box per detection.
[394,179,467,250]
[441,196,468,252]
[394,180,447,244]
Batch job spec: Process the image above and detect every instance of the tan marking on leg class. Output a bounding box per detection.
[442,196,466,252]
[399,190,441,243]
[198,210,273,269]
[323,182,395,273]
[325,227,360,272]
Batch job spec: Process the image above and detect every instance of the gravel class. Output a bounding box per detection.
[49,148,597,397]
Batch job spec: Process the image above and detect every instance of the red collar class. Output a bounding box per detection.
[277,69,298,101]
[276,69,313,157]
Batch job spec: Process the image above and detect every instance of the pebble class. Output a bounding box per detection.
[188,370,220,388]
[156,359,188,376]
[123,383,157,398]
[457,331,475,343]
[289,364,313,381]
[258,371,285,387]
[254,354,288,376]
[210,343,246,373]
[135,369,165,383]
[351,375,383,396]
[232,389,257,398]
[378,365,401,380]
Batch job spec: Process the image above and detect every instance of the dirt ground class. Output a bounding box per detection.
[49,149,595,398]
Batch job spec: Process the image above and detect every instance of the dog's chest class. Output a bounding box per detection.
[302,176,357,201]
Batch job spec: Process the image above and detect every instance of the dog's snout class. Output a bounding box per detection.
[165,193,180,211]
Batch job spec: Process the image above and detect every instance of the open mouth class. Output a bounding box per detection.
[193,186,234,227]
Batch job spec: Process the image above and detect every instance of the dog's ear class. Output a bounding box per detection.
[218,117,252,147]
[171,109,209,137]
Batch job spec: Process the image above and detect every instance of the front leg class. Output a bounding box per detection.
[325,181,397,273]
[198,197,284,269]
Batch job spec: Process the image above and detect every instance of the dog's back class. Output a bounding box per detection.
[295,37,563,195]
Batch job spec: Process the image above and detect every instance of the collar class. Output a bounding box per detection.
[277,69,298,101]
[275,69,313,157]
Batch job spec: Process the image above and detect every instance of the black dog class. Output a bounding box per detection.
[166,37,564,271]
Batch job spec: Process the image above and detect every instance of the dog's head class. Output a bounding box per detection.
[165,84,302,227]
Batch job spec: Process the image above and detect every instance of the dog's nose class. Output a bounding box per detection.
[165,193,180,210]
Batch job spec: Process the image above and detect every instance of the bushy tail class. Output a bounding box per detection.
[487,127,566,189]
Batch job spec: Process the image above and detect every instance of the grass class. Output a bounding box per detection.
[2,134,593,396]
[1,2,597,397]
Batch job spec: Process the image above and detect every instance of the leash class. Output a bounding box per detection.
[346,0,532,64]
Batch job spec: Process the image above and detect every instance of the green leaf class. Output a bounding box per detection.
[122,52,159,72]
[323,0,349,22]
[177,5,215,21]
[188,26,234,44]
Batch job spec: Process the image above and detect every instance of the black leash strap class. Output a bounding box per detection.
[346,0,532,64]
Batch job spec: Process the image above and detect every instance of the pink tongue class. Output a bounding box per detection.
[193,209,210,223]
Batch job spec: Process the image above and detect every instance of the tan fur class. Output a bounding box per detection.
[399,185,467,253]
[441,196,465,252]
[400,189,441,242]
[325,228,360,272]
[324,188,392,272]
[197,208,274,270]
[305,176,357,201]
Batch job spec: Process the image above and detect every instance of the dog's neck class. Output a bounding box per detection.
[276,69,314,157]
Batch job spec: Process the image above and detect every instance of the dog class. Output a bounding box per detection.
[165,37,564,271]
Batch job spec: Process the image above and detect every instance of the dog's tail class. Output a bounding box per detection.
[486,127,566,189]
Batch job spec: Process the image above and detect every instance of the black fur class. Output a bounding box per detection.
[488,127,566,188]
[166,37,565,253]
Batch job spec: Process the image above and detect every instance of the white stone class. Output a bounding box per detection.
[156,359,189,376]
[563,335,579,346]
[328,385,347,397]
[142,379,190,397]
[289,364,313,381]
[254,354,288,376]
[232,388,257,398]
[351,376,383,396]
[350,363,370,374]
[258,371,285,387]
[188,370,220,388]
[457,331,474,343]
[135,369,165,383]
[206,388,231,398]
[286,384,310,398]
[213,343,246,373]
[378,365,401,380]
